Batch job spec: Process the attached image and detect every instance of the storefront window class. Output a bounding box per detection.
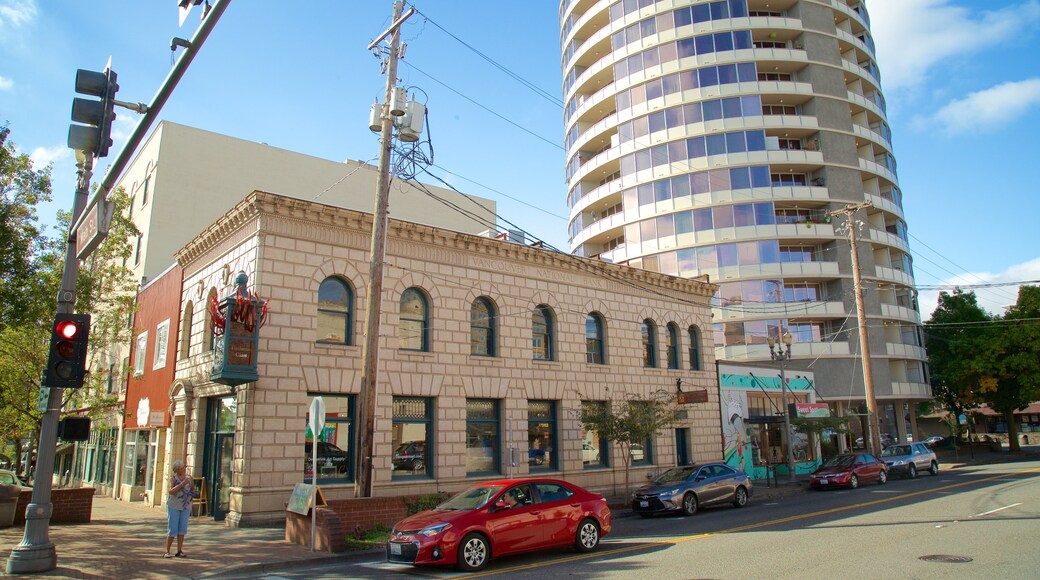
[527,401,556,471]
[391,397,432,478]
[122,430,156,488]
[304,395,354,483]
[581,401,609,469]
[466,399,499,475]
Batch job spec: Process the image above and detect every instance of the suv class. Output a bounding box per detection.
[392,441,427,471]
[879,442,938,478]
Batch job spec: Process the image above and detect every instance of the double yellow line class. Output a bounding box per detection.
[467,464,1040,577]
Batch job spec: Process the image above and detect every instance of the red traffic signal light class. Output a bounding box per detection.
[44,313,91,389]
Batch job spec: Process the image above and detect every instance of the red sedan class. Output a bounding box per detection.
[810,453,888,489]
[387,478,611,572]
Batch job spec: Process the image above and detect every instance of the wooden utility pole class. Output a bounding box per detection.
[829,201,882,456]
[357,0,412,498]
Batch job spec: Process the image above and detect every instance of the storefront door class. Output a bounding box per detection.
[674,428,690,466]
[203,396,236,521]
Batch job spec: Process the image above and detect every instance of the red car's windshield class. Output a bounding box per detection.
[821,455,855,468]
[436,485,504,511]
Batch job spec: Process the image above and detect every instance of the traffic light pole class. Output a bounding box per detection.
[6,155,91,575]
[8,1,231,573]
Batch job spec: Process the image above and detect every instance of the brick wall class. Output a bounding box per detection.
[283,495,419,552]
[15,488,95,525]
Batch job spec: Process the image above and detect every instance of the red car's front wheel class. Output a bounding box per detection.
[457,533,490,572]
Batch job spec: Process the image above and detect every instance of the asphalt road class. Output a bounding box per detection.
[246,458,1040,579]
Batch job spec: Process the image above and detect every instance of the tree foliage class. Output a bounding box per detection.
[0,124,55,330]
[0,125,139,468]
[923,290,991,429]
[581,389,681,494]
[924,287,1040,451]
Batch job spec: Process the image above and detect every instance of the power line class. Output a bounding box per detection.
[399,60,563,150]
[406,4,563,107]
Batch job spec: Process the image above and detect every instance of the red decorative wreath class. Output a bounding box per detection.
[209,279,269,337]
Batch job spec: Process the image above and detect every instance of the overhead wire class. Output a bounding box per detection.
[406,3,564,108]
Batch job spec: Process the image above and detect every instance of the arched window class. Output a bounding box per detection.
[642,319,658,367]
[666,322,681,369]
[470,297,496,356]
[317,277,353,345]
[586,312,606,364]
[688,325,702,371]
[400,288,429,351]
[179,300,194,361]
[205,288,218,351]
[532,305,555,361]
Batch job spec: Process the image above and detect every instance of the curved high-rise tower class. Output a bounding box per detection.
[560,0,929,436]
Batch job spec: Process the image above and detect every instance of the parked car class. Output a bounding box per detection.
[528,448,546,466]
[631,463,752,518]
[810,453,887,490]
[0,469,29,489]
[387,477,610,572]
[854,434,897,449]
[880,442,938,478]
[581,442,599,464]
[923,436,945,448]
[304,441,350,476]
[393,441,427,471]
[629,443,644,462]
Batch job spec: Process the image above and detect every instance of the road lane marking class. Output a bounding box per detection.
[972,503,1023,518]
[464,464,1040,578]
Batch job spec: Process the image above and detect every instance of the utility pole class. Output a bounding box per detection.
[828,201,882,457]
[767,327,797,484]
[357,0,413,498]
[7,3,229,573]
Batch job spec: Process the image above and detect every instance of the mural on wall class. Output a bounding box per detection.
[720,389,750,472]
[717,364,817,477]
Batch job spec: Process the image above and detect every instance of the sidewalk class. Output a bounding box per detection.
[4,446,1036,579]
[0,497,377,579]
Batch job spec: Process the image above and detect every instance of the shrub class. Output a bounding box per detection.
[405,492,448,515]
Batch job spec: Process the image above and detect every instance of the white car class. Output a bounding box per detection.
[0,469,30,489]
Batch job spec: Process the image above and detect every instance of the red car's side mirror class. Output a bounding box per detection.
[492,500,510,512]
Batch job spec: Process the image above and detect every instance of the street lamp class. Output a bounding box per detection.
[767,330,798,484]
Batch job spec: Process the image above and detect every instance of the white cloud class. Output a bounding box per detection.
[0,0,36,29]
[918,257,1040,317]
[0,74,12,90]
[870,0,1040,92]
[29,145,70,169]
[923,78,1040,134]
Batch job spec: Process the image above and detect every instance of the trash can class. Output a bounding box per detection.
[0,484,21,527]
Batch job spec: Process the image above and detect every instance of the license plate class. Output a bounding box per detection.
[390,543,402,555]
[820,478,828,485]
[639,501,649,507]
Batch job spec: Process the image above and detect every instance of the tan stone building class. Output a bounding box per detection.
[173,191,719,526]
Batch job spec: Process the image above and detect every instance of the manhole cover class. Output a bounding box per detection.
[919,555,974,563]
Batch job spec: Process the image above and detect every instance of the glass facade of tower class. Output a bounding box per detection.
[561,0,930,418]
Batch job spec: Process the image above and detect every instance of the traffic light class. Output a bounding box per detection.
[58,417,91,441]
[68,68,118,158]
[44,313,91,389]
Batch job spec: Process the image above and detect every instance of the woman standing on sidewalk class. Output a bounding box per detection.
[165,460,194,558]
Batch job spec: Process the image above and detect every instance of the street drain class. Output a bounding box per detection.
[919,555,974,563]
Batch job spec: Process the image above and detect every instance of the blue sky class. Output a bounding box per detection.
[1,0,1038,316]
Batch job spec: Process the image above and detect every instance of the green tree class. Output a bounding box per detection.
[923,289,991,435]
[979,286,1040,451]
[0,124,57,474]
[581,389,681,495]
[0,124,54,330]
[62,186,140,424]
